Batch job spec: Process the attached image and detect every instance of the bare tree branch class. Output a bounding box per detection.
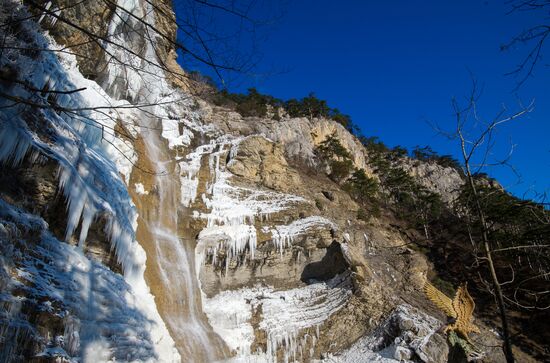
[503,1,550,89]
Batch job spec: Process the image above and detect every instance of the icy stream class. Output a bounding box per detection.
[102,0,229,361]
[137,121,227,361]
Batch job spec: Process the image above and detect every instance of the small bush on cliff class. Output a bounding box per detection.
[345,169,381,219]
[285,94,358,132]
[316,133,352,160]
[412,145,463,172]
[212,88,282,117]
[285,92,330,119]
[364,140,446,237]
[359,136,389,154]
[344,169,379,204]
[316,134,354,182]
[316,134,382,217]
[328,159,354,182]
[357,208,374,221]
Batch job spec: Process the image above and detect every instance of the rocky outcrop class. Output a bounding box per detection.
[226,135,302,192]
[149,0,191,92]
[30,0,116,79]
[173,130,427,361]
[320,304,449,363]
[200,102,372,171]
[28,0,190,94]
[401,159,464,205]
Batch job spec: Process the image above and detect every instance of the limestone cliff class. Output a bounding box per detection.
[0,1,541,363]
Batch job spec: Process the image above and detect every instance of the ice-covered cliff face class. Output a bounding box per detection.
[0,1,510,363]
[0,0,180,361]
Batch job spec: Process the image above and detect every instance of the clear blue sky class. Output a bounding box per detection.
[177,1,549,199]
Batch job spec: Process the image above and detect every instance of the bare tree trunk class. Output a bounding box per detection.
[423,223,430,241]
[448,88,533,362]
[464,164,515,363]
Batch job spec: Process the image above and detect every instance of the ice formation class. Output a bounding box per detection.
[179,143,218,207]
[204,274,353,363]
[102,0,231,361]
[182,134,354,362]
[0,0,141,276]
[0,0,179,361]
[202,138,306,227]
[0,200,178,362]
[197,225,258,271]
[269,216,336,255]
[1,1,361,362]
[190,137,308,272]
[188,135,351,362]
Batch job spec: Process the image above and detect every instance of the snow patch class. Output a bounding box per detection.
[135,183,149,195]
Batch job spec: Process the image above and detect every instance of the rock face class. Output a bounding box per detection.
[320,304,449,363]
[226,135,302,192]
[201,103,372,172]
[33,0,116,79]
[0,1,524,363]
[175,127,474,362]
[401,159,464,205]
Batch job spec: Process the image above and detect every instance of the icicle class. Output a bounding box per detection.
[269,216,336,256]
[63,316,80,356]
[37,1,52,24]
[78,203,95,248]
[198,225,257,271]
[0,126,32,167]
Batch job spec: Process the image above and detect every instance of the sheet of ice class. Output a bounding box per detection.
[201,160,306,227]
[260,274,352,363]
[202,289,257,358]
[0,199,179,362]
[204,274,353,363]
[0,0,140,272]
[179,143,217,207]
[161,118,194,149]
